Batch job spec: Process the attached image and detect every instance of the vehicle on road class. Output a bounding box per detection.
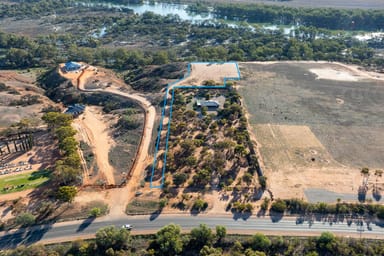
[122,224,133,230]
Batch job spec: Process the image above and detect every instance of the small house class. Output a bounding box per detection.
[65,104,86,117]
[196,100,220,108]
[64,61,82,72]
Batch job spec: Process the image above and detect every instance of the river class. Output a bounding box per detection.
[78,1,214,22]
[79,1,379,41]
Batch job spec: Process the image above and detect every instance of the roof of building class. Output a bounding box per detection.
[65,61,81,70]
[196,100,220,107]
[65,104,86,115]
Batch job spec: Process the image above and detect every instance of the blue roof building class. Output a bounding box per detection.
[64,61,82,72]
[65,104,86,116]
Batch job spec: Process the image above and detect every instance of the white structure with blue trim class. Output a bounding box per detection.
[64,61,82,72]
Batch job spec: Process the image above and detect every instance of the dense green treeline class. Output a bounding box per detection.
[0,0,140,19]
[1,1,383,71]
[0,15,382,72]
[2,0,384,31]
[42,112,82,202]
[0,0,75,18]
[1,224,384,255]
[213,4,384,31]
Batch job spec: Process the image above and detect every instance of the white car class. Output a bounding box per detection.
[121,224,133,230]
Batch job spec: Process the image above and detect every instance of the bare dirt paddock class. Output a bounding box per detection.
[238,62,384,203]
[178,62,239,86]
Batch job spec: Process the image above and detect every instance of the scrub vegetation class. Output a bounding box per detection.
[2,224,384,255]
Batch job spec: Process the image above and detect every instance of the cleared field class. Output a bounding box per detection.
[178,62,239,86]
[0,169,50,194]
[238,62,384,201]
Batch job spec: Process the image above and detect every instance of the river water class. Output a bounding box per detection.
[80,1,378,41]
[78,1,214,22]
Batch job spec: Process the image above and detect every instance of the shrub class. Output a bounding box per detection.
[245,203,254,212]
[193,198,208,212]
[15,212,36,227]
[56,186,77,202]
[173,173,188,186]
[89,207,102,217]
[116,115,140,130]
[258,176,267,189]
[249,233,271,251]
[242,173,253,184]
[159,199,168,209]
[261,198,270,211]
[271,199,287,213]
[0,82,7,91]
[9,94,41,106]
[377,205,384,219]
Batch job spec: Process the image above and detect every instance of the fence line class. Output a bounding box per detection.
[150,62,241,188]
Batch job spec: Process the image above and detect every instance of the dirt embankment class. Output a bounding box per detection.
[72,106,116,185]
[58,64,156,217]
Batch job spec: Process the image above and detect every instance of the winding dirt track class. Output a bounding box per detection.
[59,66,156,217]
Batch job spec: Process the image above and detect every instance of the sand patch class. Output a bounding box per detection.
[73,106,116,185]
[309,68,360,81]
[268,166,360,201]
[178,62,239,86]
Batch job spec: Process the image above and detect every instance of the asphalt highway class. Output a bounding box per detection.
[0,214,383,249]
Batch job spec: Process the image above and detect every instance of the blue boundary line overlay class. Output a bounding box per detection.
[150,62,241,189]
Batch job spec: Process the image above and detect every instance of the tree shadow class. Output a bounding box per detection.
[0,151,25,164]
[1,206,12,218]
[373,189,382,202]
[171,201,187,211]
[28,169,50,180]
[232,209,252,220]
[76,217,95,232]
[374,219,384,228]
[251,188,263,201]
[295,215,305,225]
[0,223,53,249]
[190,209,200,216]
[219,192,229,201]
[269,211,284,223]
[190,204,208,216]
[256,209,266,218]
[358,186,367,202]
[149,209,162,221]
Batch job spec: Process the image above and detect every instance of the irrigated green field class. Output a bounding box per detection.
[0,169,50,194]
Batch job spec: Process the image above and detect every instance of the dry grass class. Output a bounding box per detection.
[238,62,384,202]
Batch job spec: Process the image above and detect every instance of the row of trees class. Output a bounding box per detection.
[4,0,383,33]
[3,224,384,255]
[214,3,384,30]
[269,198,384,220]
[42,112,81,202]
[1,8,384,71]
